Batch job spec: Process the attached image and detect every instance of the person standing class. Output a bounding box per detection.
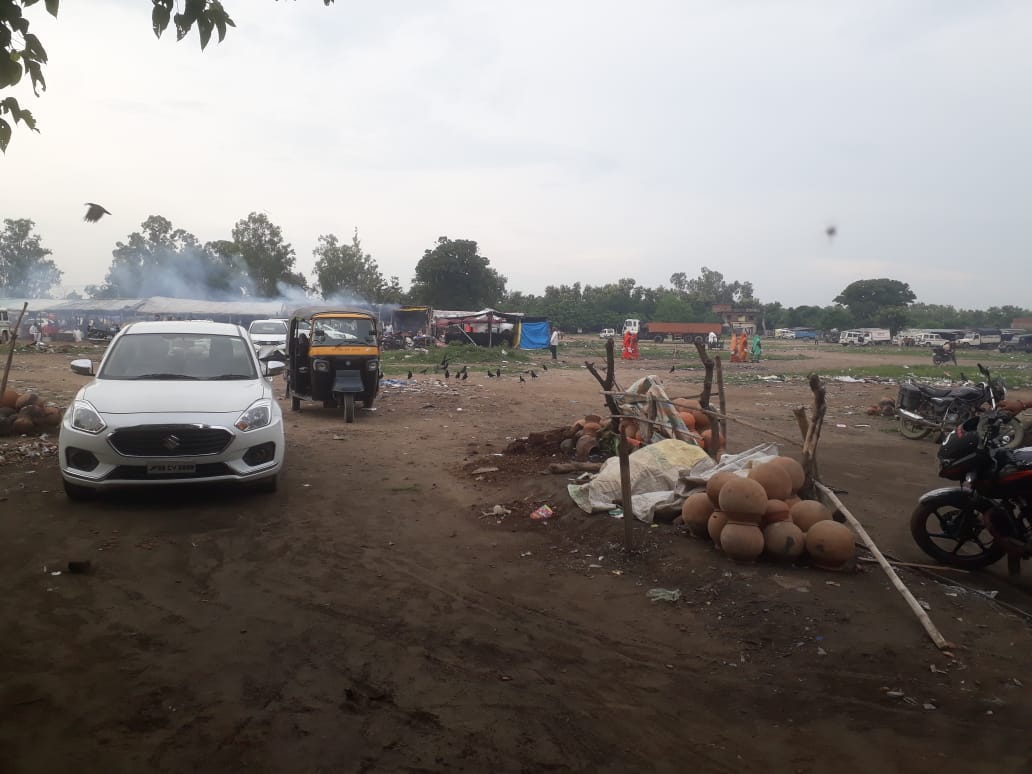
[751,334,762,363]
[29,321,41,345]
[707,330,718,348]
[549,326,559,360]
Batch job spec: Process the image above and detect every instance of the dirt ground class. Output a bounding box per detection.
[2,342,1031,773]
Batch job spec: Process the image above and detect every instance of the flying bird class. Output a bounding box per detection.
[83,203,111,223]
[825,224,837,240]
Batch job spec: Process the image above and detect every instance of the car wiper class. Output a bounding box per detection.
[207,374,252,380]
[129,373,200,380]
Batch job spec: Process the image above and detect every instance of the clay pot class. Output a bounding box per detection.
[692,410,710,431]
[720,523,765,563]
[19,403,44,420]
[763,521,805,562]
[707,510,729,545]
[673,397,702,411]
[761,499,791,526]
[0,388,19,409]
[719,476,768,518]
[748,462,793,501]
[14,392,38,410]
[805,520,856,569]
[677,411,697,431]
[559,437,576,457]
[574,435,599,461]
[790,500,833,532]
[0,406,14,418]
[581,421,602,437]
[37,407,62,428]
[770,456,806,493]
[681,492,715,538]
[701,429,724,453]
[583,414,602,424]
[571,418,586,433]
[11,416,34,435]
[784,495,802,509]
[705,471,736,507]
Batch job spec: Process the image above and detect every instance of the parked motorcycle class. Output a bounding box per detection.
[931,345,956,366]
[910,408,1032,572]
[896,363,1022,443]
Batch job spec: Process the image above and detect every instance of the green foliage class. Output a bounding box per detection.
[230,211,306,298]
[1,1,333,151]
[833,278,916,326]
[312,229,391,303]
[409,236,506,309]
[0,217,62,296]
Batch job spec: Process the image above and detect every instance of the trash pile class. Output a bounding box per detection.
[678,458,857,570]
[0,389,63,437]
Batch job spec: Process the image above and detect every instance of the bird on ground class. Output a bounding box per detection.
[495,368,501,377]
[519,375,525,383]
[444,368,450,378]
[459,365,468,376]
[83,203,111,223]
[542,364,548,371]
[530,370,538,378]
[487,371,495,378]
[461,371,468,381]
[407,370,413,379]
[669,365,676,373]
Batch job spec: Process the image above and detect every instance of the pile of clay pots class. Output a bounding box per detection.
[619,397,724,453]
[566,414,614,461]
[0,388,63,437]
[679,456,856,570]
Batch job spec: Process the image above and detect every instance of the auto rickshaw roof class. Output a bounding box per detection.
[288,305,376,321]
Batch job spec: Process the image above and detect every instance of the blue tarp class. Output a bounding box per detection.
[519,320,549,349]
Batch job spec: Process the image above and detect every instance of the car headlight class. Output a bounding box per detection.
[235,399,273,431]
[70,400,107,434]
[366,359,379,371]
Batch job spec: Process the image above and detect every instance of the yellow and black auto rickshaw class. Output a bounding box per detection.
[285,306,381,422]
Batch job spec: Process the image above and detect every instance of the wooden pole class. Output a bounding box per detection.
[692,338,715,407]
[585,337,622,431]
[816,482,952,650]
[799,373,827,498]
[0,302,28,399]
[714,354,727,451]
[619,435,635,551]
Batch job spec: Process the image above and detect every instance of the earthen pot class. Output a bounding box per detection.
[1,389,19,409]
[720,523,765,563]
[719,476,768,518]
[681,492,715,538]
[707,510,729,545]
[770,456,806,493]
[583,414,603,425]
[11,416,34,434]
[761,499,791,527]
[785,495,802,509]
[14,392,38,410]
[805,520,856,569]
[763,521,805,562]
[574,435,599,461]
[790,500,833,532]
[706,471,737,507]
[748,462,793,501]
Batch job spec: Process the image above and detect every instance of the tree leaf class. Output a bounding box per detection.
[0,118,11,153]
[197,15,214,50]
[173,12,192,42]
[22,33,48,64]
[45,0,60,17]
[26,60,46,96]
[152,4,171,38]
[0,55,22,89]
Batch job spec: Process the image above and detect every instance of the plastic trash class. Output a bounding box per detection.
[646,588,681,603]
[530,505,554,521]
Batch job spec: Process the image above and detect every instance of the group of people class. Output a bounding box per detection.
[730,330,762,363]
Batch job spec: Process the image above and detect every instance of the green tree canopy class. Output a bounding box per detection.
[409,236,506,309]
[833,278,916,326]
[230,212,306,298]
[0,217,62,296]
[670,267,755,306]
[312,229,388,302]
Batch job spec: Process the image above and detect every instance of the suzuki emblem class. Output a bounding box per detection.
[162,434,182,451]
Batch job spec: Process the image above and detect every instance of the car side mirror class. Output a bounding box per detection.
[264,360,286,377]
[70,359,94,376]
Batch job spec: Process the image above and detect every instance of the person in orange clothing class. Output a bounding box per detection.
[622,330,633,360]
[629,332,639,359]
[737,331,749,362]
[730,331,739,362]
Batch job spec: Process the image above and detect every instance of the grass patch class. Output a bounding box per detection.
[813,363,1032,387]
[380,343,533,376]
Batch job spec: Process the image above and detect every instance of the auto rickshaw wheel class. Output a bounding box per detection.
[343,393,356,423]
[362,394,375,409]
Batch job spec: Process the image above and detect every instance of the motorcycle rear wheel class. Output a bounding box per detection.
[910,493,1005,570]
[898,415,933,440]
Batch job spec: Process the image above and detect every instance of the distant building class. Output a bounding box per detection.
[1011,317,1032,330]
[712,303,763,335]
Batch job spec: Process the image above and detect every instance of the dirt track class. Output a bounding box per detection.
[2,344,1032,773]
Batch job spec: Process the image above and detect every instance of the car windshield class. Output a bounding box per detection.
[99,333,258,381]
[250,321,287,335]
[310,317,376,344]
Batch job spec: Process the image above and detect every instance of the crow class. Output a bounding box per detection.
[669,365,676,373]
[542,364,548,371]
[440,355,450,367]
[407,370,413,379]
[444,368,450,378]
[461,371,468,380]
[83,203,111,223]
[519,375,525,383]
[487,371,495,378]
[530,370,538,378]
[459,365,468,376]
[495,368,501,377]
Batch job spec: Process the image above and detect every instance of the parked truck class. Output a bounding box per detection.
[956,328,1002,349]
[622,318,723,343]
[839,328,891,346]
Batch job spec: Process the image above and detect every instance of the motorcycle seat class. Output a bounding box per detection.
[916,385,953,398]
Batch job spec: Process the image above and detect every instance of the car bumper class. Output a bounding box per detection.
[59,415,284,489]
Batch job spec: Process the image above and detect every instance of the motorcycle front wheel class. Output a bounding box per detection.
[910,492,1005,570]
[898,415,933,440]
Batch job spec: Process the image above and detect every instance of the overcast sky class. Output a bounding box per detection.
[2,0,1030,308]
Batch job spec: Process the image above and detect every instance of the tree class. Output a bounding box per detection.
[833,278,916,326]
[0,1,333,152]
[0,217,62,296]
[409,237,506,309]
[670,268,755,306]
[312,229,387,302]
[87,214,243,298]
[230,212,306,298]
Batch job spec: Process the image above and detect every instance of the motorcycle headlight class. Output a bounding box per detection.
[235,399,273,431]
[366,359,379,371]
[69,400,107,434]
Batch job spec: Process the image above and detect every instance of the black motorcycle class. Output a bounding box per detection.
[931,345,956,366]
[896,364,1022,443]
[910,409,1032,573]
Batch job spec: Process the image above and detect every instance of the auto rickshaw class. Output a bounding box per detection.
[285,306,381,422]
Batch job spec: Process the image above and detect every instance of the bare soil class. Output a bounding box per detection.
[2,343,1031,773]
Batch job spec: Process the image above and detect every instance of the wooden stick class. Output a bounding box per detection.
[618,435,635,551]
[546,461,603,474]
[584,338,622,431]
[715,355,727,451]
[792,407,810,441]
[800,374,827,497]
[692,408,804,448]
[693,338,715,408]
[0,302,28,399]
[817,482,952,650]
[856,556,969,574]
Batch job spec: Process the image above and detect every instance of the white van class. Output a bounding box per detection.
[916,333,948,348]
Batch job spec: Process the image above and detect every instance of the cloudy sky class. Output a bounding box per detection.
[2,0,1030,308]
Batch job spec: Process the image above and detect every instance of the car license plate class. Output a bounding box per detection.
[146,463,196,475]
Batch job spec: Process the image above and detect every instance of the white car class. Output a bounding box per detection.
[248,318,288,354]
[59,321,286,500]
[599,328,616,339]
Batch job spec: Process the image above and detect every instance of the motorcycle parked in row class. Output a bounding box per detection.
[910,407,1032,573]
[931,344,956,366]
[896,363,1023,444]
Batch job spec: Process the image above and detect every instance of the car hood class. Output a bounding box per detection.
[80,379,270,414]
